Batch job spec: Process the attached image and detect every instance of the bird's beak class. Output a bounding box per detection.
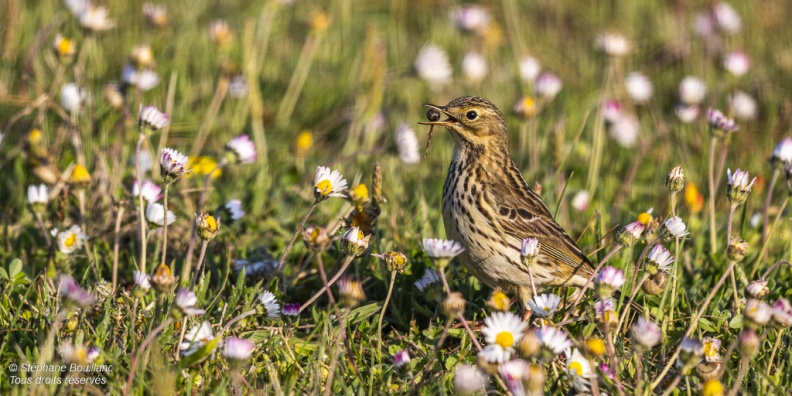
[418,104,459,126]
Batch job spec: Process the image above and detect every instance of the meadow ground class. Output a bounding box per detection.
[1,0,792,394]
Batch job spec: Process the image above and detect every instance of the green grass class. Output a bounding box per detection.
[1,0,791,394]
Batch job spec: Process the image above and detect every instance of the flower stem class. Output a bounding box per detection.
[751,195,790,278]
[161,183,170,266]
[112,205,125,291]
[135,134,148,273]
[708,136,718,254]
[377,271,397,356]
[34,211,52,248]
[762,169,780,244]
[436,268,482,352]
[300,255,354,313]
[183,160,228,282]
[189,240,209,289]
[276,201,318,272]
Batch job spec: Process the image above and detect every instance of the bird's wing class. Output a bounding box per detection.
[484,181,594,274]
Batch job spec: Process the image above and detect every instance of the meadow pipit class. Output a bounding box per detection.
[420,96,594,313]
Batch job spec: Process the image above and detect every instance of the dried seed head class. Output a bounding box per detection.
[441,292,466,320]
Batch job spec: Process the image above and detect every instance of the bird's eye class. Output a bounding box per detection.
[465,110,478,120]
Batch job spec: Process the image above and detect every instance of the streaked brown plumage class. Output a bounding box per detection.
[420,96,594,310]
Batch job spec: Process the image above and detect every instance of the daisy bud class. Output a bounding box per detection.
[442,292,466,320]
[726,168,756,205]
[392,349,411,369]
[536,326,573,360]
[150,263,177,293]
[707,108,740,138]
[341,227,370,256]
[146,203,176,228]
[27,184,49,213]
[372,251,407,273]
[258,291,281,320]
[771,298,792,328]
[195,213,220,241]
[133,271,151,297]
[618,221,644,246]
[745,280,769,299]
[727,237,749,261]
[666,165,685,193]
[337,275,365,308]
[498,359,529,396]
[645,244,674,275]
[595,299,618,329]
[281,303,300,317]
[534,73,562,100]
[631,317,661,350]
[520,238,540,267]
[770,137,792,170]
[701,379,725,396]
[486,289,511,312]
[518,329,541,359]
[745,299,772,328]
[583,336,606,358]
[738,328,760,358]
[301,225,330,252]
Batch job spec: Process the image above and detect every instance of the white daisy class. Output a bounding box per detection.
[60,83,85,112]
[702,337,722,362]
[341,226,371,256]
[745,280,768,299]
[625,72,653,104]
[663,216,689,238]
[145,203,176,227]
[771,298,792,327]
[454,364,487,396]
[723,51,750,77]
[536,326,572,355]
[744,299,771,326]
[160,147,190,182]
[675,104,700,123]
[519,56,541,82]
[79,5,116,32]
[414,269,441,291]
[596,32,631,56]
[181,321,214,356]
[528,293,561,318]
[679,76,707,105]
[479,311,526,363]
[223,337,255,363]
[122,64,160,91]
[226,134,257,164]
[53,225,88,255]
[395,123,420,165]
[596,266,625,289]
[175,288,206,316]
[729,91,757,121]
[565,348,593,392]
[132,180,162,202]
[450,5,490,32]
[224,199,245,222]
[313,166,348,200]
[631,317,661,349]
[59,342,99,365]
[713,2,741,34]
[258,290,281,320]
[707,108,739,133]
[646,244,674,274]
[421,238,465,259]
[534,73,562,100]
[414,44,453,88]
[462,52,487,83]
[133,270,151,290]
[608,113,640,148]
[139,105,169,131]
[27,184,49,206]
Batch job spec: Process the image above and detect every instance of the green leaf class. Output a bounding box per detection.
[729,315,744,329]
[9,259,22,278]
[348,303,381,325]
[699,317,716,332]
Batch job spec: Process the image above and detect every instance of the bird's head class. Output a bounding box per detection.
[419,96,508,150]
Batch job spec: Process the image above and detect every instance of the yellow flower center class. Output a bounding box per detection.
[70,165,91,183]
[701,379,725,396]
[492,292,510,311]
[637,212,653,225]
[316,179,333,195]
[64,233,77,248]
[154,264,171,277]
[58,38,73,56]
[585,337,606,357]
[29,129,43,142]
[568,361,583,376]
[352,184,369,200]
[311,228,320,240]
[295,131,313,151]
[75,347,87,364]
[204,215,218,231]
[495,331,514,349]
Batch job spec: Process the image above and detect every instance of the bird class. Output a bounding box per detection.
[419,96,594,314]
